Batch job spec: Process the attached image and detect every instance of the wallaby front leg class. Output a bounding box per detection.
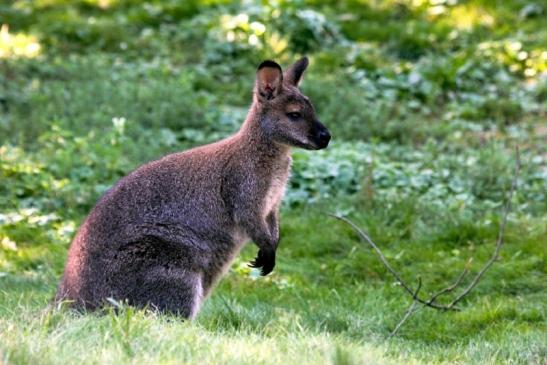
[266,210,279,247]
[239,213,277,276]
[248,211,280,275]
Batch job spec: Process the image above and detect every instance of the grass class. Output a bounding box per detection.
[1,206,545,364]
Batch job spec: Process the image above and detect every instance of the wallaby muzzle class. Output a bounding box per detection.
[312,120,331,149]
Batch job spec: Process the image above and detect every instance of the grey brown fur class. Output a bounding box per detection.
[56,58,330,318]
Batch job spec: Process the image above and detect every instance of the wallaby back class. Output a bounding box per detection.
[56,58,330,318]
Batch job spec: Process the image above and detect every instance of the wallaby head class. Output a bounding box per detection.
[253,57,331,150]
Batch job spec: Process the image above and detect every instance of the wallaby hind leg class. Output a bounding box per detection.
[111,236,205,318]
[129,265,203,319]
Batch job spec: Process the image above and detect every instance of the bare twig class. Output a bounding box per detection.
[389,278,423,337]
[328,213,459,311]
[447,146,521,308]
[329,146,521,336]
[426,259,471,305]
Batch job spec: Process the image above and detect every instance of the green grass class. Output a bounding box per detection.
[1,206,545,364]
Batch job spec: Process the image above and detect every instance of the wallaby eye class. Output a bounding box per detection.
[286,112,301,120]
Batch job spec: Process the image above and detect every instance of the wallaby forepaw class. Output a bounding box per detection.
[248,249,275,276]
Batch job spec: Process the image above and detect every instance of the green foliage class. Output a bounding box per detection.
[1,56,232,145]
[289,141,546,215]
[0,0,546,364]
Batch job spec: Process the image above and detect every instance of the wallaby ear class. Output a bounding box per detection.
[255,60,283,101]
[284,57,309,87]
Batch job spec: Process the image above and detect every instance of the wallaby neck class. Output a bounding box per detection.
[237,102,291,160]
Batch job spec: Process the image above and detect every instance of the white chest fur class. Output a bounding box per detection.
[263,156,292,218]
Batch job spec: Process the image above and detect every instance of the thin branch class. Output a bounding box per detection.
[448,146,521,308]
[427,259,471,305]
[389,278,423,337]
[390,259,471,337]
[330,146,520,313]
[329,213,459,311]
[330,146,521,337]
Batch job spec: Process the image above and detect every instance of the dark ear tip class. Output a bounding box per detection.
[257,60,282,72]
[299,56,309,66]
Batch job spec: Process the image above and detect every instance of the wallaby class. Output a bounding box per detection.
[55,57,331,318]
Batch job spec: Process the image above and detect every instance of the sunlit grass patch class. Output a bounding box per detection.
[0,24,41,58]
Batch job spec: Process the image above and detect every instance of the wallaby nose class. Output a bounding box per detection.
[317,129,331,149]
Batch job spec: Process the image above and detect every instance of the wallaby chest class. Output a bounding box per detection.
[262,155,292,218]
